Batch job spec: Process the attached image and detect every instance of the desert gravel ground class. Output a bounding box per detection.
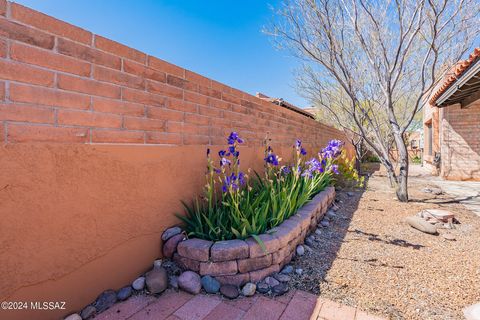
[289,164,480,320]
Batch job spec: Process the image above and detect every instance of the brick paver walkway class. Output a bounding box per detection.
[94,289,385,320]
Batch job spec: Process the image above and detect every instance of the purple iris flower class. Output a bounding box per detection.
[300,147,307,156]
[219,150,226,157]
[229,146,235,153]
[238,172,246,185]
[264,153,279,166]
[220,157,231,166]
[321,140,344,159]
[227,132,244,145]
[282,166,291,175]
[295,139,302,148]
[330,164,339,174]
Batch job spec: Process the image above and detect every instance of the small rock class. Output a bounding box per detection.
[201,275,220,294]
[264,276,280,287]
[423,188,432,193]
[256,281,270,293]
[64,314,82,320]
[220,284,239,299]
[315,229,322,236]
[442,233,456,241]
[305,237,315,246]
[273,273,291,282]
[347,191,354,197]
[332,205,339,212]
[464,303,480,320]
[94,290,117,313]
[326,210,336,218]
[153,259,163,268]
[169,276,179,290]
[406,216,438,235]
[145,267,168,294]
[116,286,132,301]
[280,265,293,274]
[132,277,145,291]
[295,268,303,275]
[162,226,182,241]
[320,220,330,227]
[163,234,186,258]
[242,283,256,296]
[178,271,201,294]
[304,245,312,253]
[296,245,305,256]
[272,283,289,296]
[80,305,96,320]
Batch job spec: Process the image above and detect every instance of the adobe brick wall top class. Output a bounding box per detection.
[0,1,349,148]
[172,187,335,284]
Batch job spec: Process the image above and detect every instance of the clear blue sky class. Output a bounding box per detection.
[15,0,310,108]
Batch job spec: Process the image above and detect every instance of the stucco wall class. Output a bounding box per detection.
[0,1,351,319]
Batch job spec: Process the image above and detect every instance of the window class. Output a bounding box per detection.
[426,123,433,156]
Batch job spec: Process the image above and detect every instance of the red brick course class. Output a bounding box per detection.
[0,0,349,146]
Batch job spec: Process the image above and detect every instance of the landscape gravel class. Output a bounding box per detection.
[289,164,480,320]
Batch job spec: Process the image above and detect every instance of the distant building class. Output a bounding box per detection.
[424,47,480,180]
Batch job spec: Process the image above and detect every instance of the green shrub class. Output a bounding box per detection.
[177,133,349,241]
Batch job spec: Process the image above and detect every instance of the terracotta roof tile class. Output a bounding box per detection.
[429,47,480,105]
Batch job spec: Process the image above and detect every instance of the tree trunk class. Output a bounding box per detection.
[393,133,409,202]
[353,141,362,174]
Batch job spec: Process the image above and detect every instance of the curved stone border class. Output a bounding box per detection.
[166,186,335,286]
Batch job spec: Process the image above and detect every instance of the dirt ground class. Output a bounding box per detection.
[289,164,480,320]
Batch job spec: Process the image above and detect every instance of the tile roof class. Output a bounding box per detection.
[429,47,480,105]
[255,93,315,119]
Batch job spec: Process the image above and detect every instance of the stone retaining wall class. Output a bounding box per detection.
[169,187,335,286]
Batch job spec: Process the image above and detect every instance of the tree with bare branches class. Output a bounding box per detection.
[268,0,479,201]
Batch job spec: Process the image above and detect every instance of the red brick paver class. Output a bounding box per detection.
[94,289,386,320]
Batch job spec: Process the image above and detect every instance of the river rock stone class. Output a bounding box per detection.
[274,273,291,282]
[80,305,96,319]
[201,275,220,294]
[220,284,239,299]
[163,234,186,258]
[280,265,293,274]
[326,210,336,218]
[272,283,289,296]
[264,276,280,287]
[295,268,303,275]
[305,237,315,246]
[145,267,168,294]
[94,290,117,313]
[320,220,330,227]
[169,276,179,289]
[65,314,82,320]
[315,228,322,235]
[296,245,305,256]
[117,286,132,301]
[162,227,182,241]
[347,192,355,197]
[256,281,270,293]
[406,216,438,235]
[132,277,145,290]
[178,271,201,294]
[153,259,163,268]
[242,283,256,296]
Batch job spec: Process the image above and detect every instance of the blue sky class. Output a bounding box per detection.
[15,0,310,108]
